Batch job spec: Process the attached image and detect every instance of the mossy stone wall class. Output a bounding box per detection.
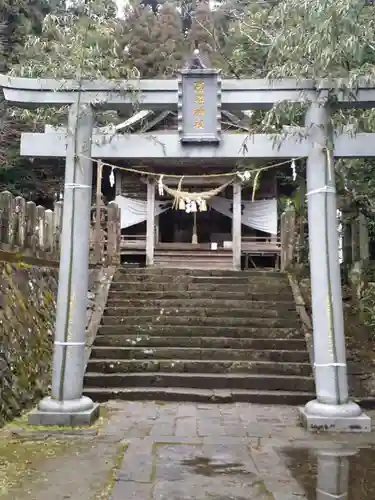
[0,262,102,426]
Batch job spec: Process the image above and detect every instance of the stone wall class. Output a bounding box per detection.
[0,262,111,426]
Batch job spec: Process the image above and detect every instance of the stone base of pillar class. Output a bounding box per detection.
[299,399,371,433]
[28,396,100,426]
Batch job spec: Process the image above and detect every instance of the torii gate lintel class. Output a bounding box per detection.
[3,74,375,111]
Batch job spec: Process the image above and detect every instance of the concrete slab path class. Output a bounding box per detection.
[2,402,375,500]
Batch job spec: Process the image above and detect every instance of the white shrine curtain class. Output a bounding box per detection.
[114,194,278,234]
[207,197,278,235]
[114,195,170,229]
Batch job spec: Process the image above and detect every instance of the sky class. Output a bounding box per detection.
[115,0,127,16]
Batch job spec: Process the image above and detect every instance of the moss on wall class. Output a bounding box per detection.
[0,263,58,426]
[0,262,111,427]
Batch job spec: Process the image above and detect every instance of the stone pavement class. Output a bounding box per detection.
[109,402,375,500]
[3,401,375,500]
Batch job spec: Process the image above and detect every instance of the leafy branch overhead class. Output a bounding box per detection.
[11,4,130,79]
[227,0,375,226]
[2,0,375,216]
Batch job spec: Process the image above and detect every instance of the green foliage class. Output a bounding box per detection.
[4,0,133,198]
[157,3,185,76]
[0,0,51,196]
[231,0,375,80]
[360,282,375,331]
[11,3,128,79]
[226,0,375,132]
[226,0,375,235]
[0,264,57,425]
[2,0,375,211]
[0,0,50,71]
[122,3,185,78]
[187,1,215,54]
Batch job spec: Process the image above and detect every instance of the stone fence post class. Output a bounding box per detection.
[0,190,121,265]
[280,208,296,271]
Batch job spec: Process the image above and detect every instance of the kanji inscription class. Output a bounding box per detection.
[179,70,221,143]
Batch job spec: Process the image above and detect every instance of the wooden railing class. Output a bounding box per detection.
[241,235,281,251]
[90,201,121,265]
[119,234,282,252]
[117,209,294,270]
[120,234,146,252]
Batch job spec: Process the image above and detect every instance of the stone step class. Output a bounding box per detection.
[83,372,315,392]
[116,268,283,277]
[97,325,302,339]
[153,260,233,271]
[103,306,297,319]
[86,359,312,376]
[85,267,311,406]
[106,290,294,301]
[110,281,291,293]
[90,346,310,363]
[101,315,300,328]
[153,252,234,264]
[105,298,297,310]
[113,274,289,286]
[83,386,315,405]
[93,335,307,350]
[84,372,315,392]
[154,249,231,256]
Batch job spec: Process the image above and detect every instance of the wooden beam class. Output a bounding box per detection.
[94,160,103,264]
[140,176,233,186]
[146,179,155,266]
[232,181,242,271]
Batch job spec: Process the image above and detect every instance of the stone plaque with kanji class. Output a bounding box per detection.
[178,69,221,143]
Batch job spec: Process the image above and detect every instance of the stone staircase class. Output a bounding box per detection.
[154,246,233,270]
[83,267,315,404]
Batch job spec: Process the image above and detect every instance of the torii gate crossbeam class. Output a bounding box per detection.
[20,131,375,160]
[1,71,373,432]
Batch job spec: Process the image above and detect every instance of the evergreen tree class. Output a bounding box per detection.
[156,2,185,76]
[122,5,162,78]
[2,0,124,200]
[0,0,50,196]
[187,0,215,55]
[49,0,66,13]
[12,0,126,79]
[122,3,185,77]
[181,0,196,31]
[67,0,117,18]
[140,0,159,14]
[0,0,50,70]
[185,0,233,71]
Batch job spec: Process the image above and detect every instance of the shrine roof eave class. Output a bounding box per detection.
[2,75,375,110]
[20,131,375,162]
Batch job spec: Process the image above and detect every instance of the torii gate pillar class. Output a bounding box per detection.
[29,102,100,426]
[299,100,370,432]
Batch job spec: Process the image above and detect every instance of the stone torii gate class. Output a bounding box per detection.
[2,59,375,431]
